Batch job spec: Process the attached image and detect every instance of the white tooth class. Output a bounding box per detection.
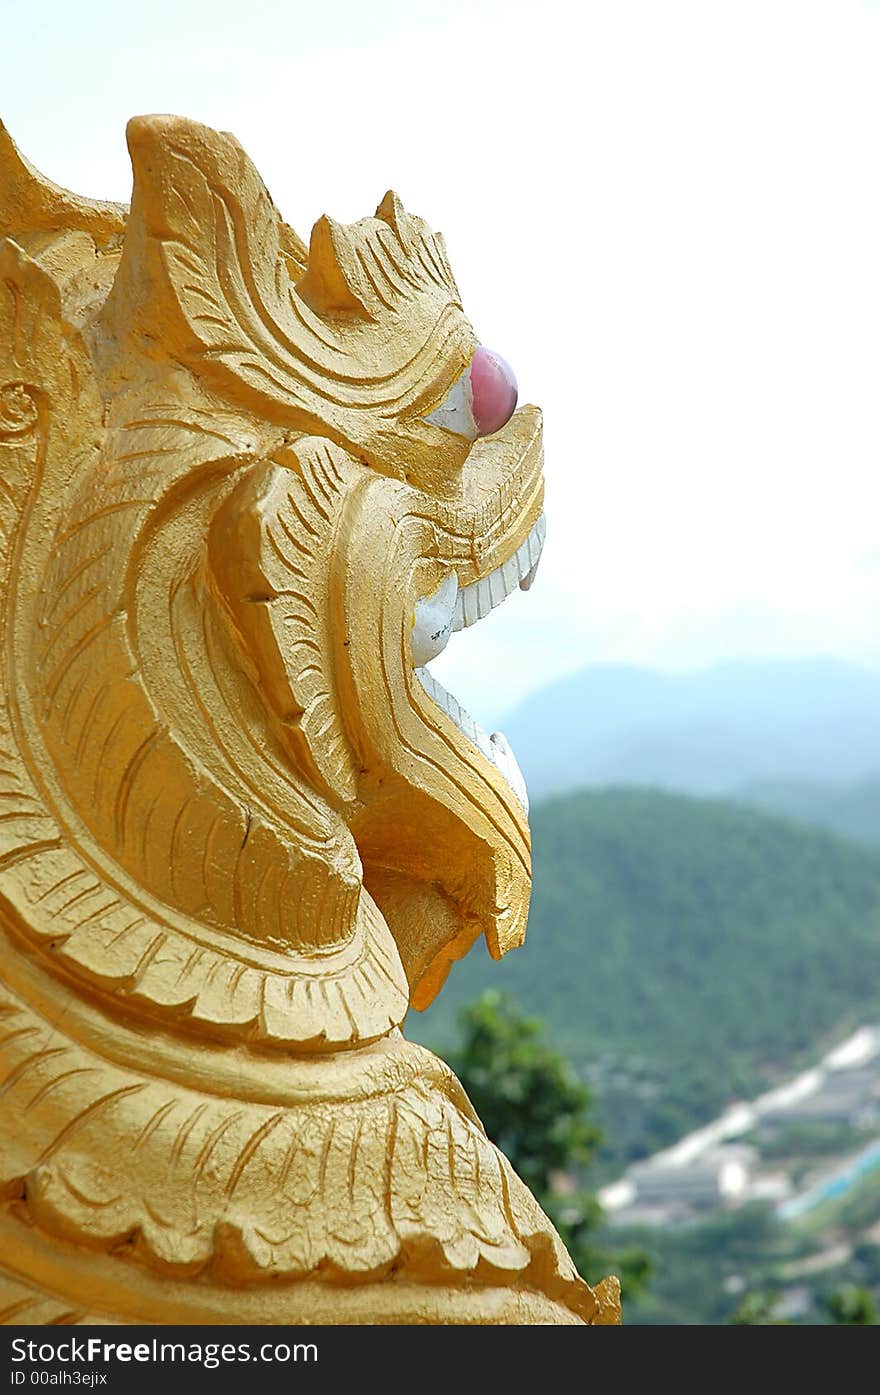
[412,571,459,666]
[490,730,529,814]
[462,585,480,628]
[516,537,531,580]
[518,513,546,590]
[519,562,538,592]
[452,593,465,633]
[502,556,520,596]
[446,514,547,630]
[476,577,492,620]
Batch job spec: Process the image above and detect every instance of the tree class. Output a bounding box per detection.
[729,1290,789,1325]
[827,1287,877,1325]
[446,988,649,1300]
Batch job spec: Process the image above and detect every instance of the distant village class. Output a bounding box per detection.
[599,1025,880,1227]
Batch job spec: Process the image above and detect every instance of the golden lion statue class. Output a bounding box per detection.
[0,115,619,1325]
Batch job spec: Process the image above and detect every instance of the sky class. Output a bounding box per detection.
[3,0,880,726]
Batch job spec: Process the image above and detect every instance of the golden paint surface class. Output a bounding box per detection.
[0,115,619,1325]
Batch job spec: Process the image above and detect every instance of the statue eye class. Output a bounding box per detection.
[425,346,518,440]
[469,346,518,436]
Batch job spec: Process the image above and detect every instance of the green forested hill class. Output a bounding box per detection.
[408,788,880,1162]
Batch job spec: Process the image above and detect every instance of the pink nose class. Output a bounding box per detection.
[469,346,518,436]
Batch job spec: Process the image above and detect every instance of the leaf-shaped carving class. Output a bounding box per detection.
[0,239,100,878]
[0,982,608,1323]
[0,120,126,245]
[101,116,318,427]
[207,436,361,804]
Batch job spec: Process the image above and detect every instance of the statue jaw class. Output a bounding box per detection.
[337,402,545,1006]
[412,509,546,818]
[205,390,544,1011]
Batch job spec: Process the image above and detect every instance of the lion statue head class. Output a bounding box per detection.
[0,114,545,1047]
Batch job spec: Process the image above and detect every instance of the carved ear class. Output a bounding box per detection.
[99,114,323,425]
[297,214,373,319]
[375,189,458,298]
[375,190,412,243]
[0,119,125,244]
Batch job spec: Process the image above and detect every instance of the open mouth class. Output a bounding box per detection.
[411,512,546,816]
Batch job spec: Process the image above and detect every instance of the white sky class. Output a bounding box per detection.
[4,0,880,725]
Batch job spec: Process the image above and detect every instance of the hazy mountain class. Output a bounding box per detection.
[502,658,880,801]
[735,776,880,846]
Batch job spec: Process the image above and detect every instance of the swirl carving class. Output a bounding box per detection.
[0,381,38,439]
